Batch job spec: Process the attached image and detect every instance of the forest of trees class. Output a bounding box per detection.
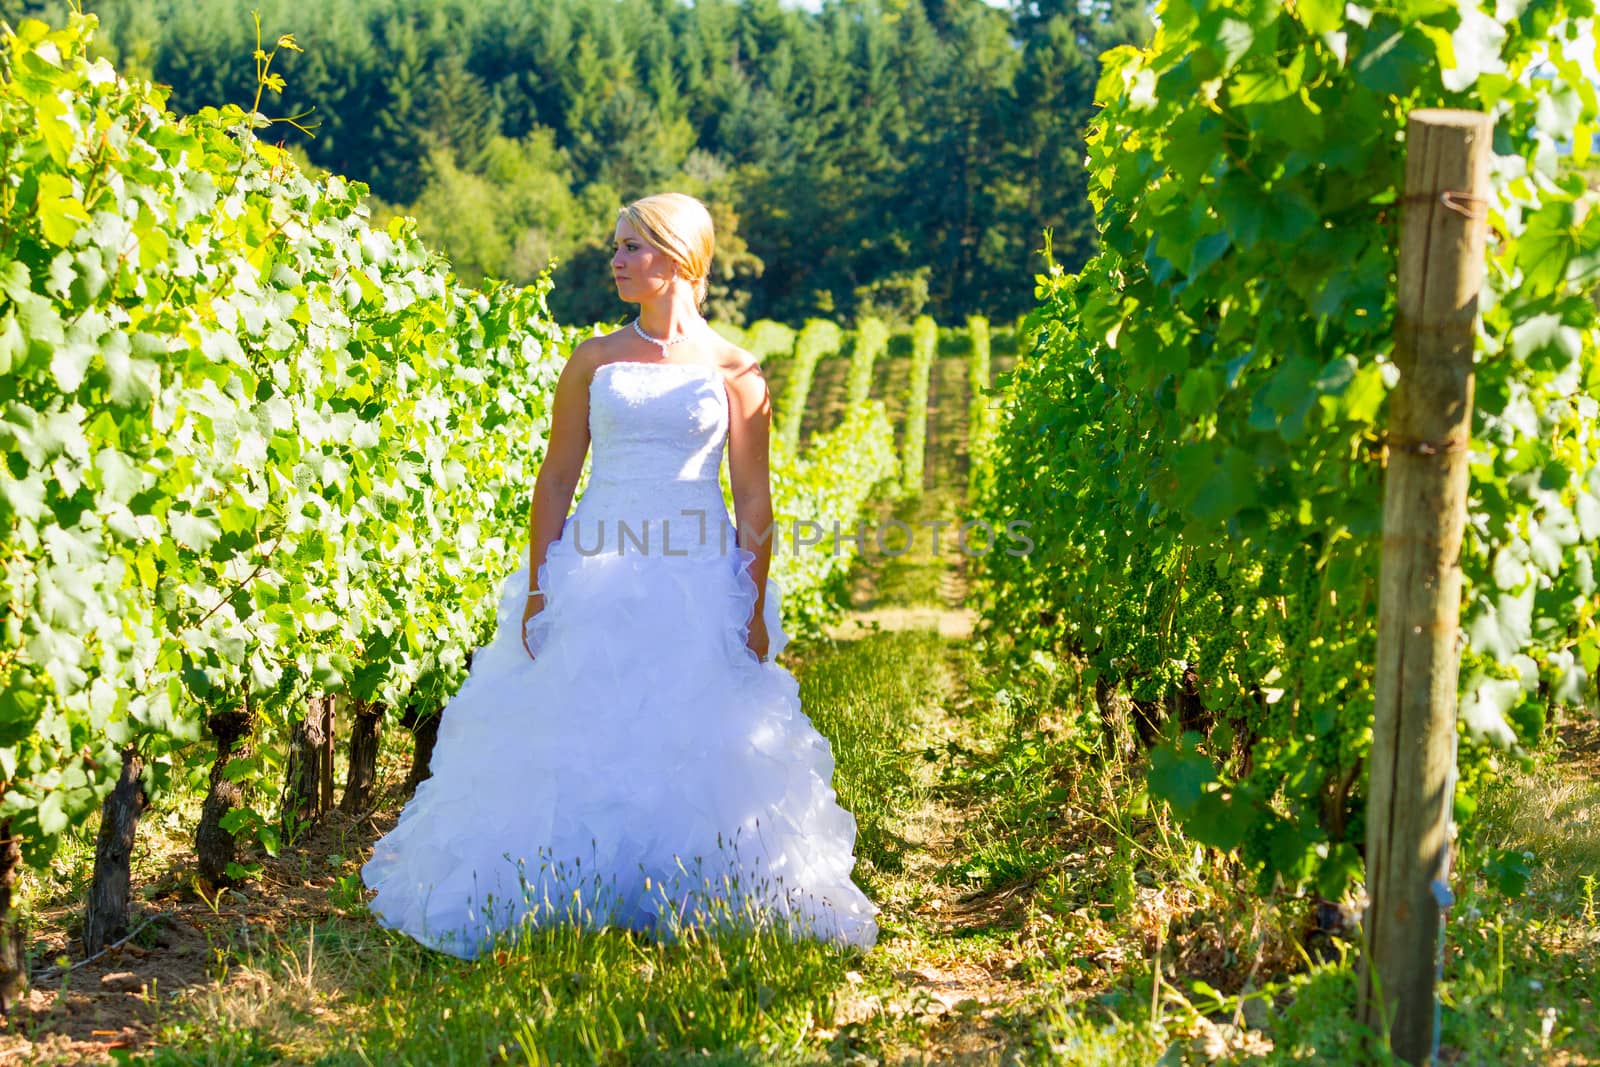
[0,0,1153,326]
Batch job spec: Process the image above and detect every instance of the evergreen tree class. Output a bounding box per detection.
[421,51,501,167]
[362,11,436,203]
[1010,13,1100,274]
[27,0,1155,325]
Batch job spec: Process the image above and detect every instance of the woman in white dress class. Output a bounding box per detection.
[361,192,880,959]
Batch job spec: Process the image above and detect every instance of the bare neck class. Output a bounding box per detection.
[635,296,705,341]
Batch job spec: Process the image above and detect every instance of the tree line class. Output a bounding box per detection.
[0,0,1152,326]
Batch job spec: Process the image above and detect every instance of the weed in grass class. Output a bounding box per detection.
[798,628,948,879]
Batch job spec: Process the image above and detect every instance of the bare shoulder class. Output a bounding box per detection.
[563,333,618,382]
[711,337,768,406]
[594,321,637,345]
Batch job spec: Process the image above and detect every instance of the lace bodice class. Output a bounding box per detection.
[570,360,733,558]
[587,361,728,484]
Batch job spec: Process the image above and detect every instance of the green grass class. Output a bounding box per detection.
[796,629,947,879]
[117,915,849,1065]
[902,644,1600,1064]
[59,628,956,1066]
[859,484,967,613]
[27,652,1597,1065]
[1430,751,1600,1063]
[870,556,947,611]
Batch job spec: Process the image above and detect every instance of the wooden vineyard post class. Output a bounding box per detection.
[1358,109,1492,1063]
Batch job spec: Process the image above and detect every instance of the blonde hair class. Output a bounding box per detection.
[618,193,715,309]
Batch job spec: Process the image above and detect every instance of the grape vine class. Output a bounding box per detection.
[976,0,1600,894]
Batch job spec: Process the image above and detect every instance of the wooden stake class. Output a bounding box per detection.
[1359,108,1492,1064]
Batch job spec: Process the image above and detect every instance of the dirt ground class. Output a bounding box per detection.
[0,807,371,1065]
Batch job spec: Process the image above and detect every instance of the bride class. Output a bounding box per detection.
[360,192,880,959]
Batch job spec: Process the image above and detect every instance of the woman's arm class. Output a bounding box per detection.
[522,341,598,658]
[725,355,775,659]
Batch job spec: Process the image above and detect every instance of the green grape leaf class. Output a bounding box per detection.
[36,792,68,837]
[1298,0,1344,34]
[34,172,91,247]
[1482,848,1532,898]
[0,313,22,375]
[50,338,94,393]
[1148,737,1218,810]
[1460,676,1521,747]
[170,512,221,551]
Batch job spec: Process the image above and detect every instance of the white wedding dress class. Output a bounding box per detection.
[361,359,880,959]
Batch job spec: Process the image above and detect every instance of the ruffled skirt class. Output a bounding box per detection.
[360,523,880,959]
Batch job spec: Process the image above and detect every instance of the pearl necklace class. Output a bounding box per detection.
[632,316,701,359]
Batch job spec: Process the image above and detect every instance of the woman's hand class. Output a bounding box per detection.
[521,592,545,661]
[746,613,770,663]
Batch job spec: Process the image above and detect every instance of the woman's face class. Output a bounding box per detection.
[611,218,678,304]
